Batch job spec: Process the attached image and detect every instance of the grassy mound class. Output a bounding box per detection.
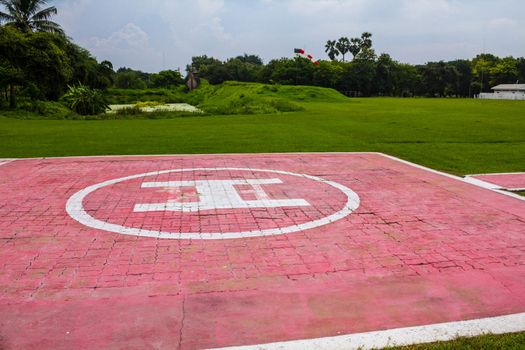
[0,81,346,119]
[187,81,348,115]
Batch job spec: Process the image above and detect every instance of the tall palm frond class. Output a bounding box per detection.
[0,0,64,35]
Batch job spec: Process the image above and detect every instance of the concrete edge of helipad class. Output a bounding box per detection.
[463,176,503,190]
[464,173,525,192]
[0,159,15,166]
[209,312,525,350]
[467,172,525,177]
[2,152,525,202]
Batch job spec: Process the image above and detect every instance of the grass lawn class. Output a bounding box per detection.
[1,95,524,175]
[389,333,525,350]
[390,332,525,349]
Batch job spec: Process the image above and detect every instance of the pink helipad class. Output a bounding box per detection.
[1,153,524,350]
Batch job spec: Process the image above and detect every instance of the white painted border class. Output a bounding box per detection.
[464,174,525,192]
[66,167,360,240]
[210,312,525,350]
[463,176,503,190]
[467,172,525,177]
[0,159,15,167]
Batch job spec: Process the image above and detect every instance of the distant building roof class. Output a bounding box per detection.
[491,84,525,91]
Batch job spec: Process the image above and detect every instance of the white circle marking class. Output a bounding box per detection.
[66,168,360,240]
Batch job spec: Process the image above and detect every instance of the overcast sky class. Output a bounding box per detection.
[54,0,525,73]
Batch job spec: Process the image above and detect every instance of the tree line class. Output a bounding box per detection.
[188,34,525,97]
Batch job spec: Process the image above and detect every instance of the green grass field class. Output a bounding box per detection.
[1,82,524,175]
[390,331,525,349]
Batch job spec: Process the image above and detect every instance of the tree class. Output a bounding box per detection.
[324,40,339,61]
[260,57,315,86]
[355,47,376,62]
[348,38,362,59]
[517,57,525,83]
[348,60,376,96]
[447,59,472,97]
[343,32,373,61]
[396,63,420,97]
[375,54,397,96]
[64,42,113,90]
[187,55,230,84]
[0,0,64,35]
[336,37,350,62]
[313,60,342,88]
[224,58,262,82]
[188,55,222,73]
[418,61,459,97]
[114,68,147,89]
[360,32,373,50]
[235,54,263,65]
[150,70,184,88]
[96,60,114,90]
[490,56,518,86]
[0,26,72,106]
[472,54,498,93]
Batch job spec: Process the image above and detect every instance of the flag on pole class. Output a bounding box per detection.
[294,48,319,65]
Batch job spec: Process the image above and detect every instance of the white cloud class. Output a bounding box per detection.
[488,17,518,29]
[200,16,232,41]
[196,0,225,15]
[84,23,161,71]
[286,0,368,17]
[402,0,455,19]
[88,23,150,50]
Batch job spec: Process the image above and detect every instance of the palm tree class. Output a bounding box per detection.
[0,0,64,35]
[324,40,339,61]
[360,32,373,49]
[336,37,350,62]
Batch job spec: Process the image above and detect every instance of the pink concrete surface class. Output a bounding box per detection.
[0,153,524,350]
[470,173,525,190]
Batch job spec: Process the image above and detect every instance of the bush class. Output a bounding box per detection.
[10,100,76,119]
[31,101,75,119]
[135,101,163,108]
[62,85,108,115]
[115,106,143,116]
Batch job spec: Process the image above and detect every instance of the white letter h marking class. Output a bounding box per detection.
[134,179,310,213]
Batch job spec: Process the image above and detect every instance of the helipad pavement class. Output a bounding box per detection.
[0,153,524,350]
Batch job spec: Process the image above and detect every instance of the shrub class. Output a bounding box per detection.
[115,106,143,116]
[62,85,108,115]
[31,101,76,119]
[135,101,163,108]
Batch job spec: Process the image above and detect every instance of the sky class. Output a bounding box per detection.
[54,0,525,73]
